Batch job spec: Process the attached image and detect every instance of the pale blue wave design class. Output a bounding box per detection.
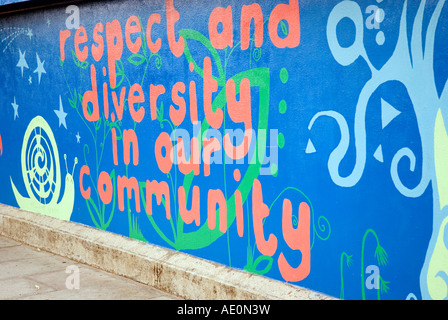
[320,0,442,196]
[320,0,448,300]
[406,293,418,300]
[308,111,353,187]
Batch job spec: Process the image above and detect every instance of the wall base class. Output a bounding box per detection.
[0,204,334,300]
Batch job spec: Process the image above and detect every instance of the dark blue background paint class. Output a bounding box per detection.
[0,0,442,300]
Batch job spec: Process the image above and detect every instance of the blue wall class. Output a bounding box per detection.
[0,0,447,300]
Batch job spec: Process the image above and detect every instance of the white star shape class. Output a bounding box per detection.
[76,132,81,143]
[26,28,33,40]
[16,49,29,77]
[54,95,68,129]
[11,97,19,120]
[33,53,46,84]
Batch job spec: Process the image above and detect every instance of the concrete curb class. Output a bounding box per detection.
[0,204,334,300]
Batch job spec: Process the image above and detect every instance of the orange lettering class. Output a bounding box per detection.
[166,0,184,57]
[106,19,123,89]
[203,57,221,129]
[241,3,263,50]
[125,15,142,54]
[146,13,162,53]
[155,132,173,174]
[59,30,71,61]
[209,6,233,49]
[92,23,104,62]
[208,189,227,233]
[74,26,88,62]
[223,78,252,160]
[146,180,171,220]
[123,129,139,166]
[117,175,140,213]
[150,84,166,120]
[278,200,311,282]
[128,84,145,123]
[169,82,186,126]
[98,171,113,205]
[252,179,277,256]
[179,185,200,226]
[79,165,91,199]
[268,0,301,48]
[82,65,100,122]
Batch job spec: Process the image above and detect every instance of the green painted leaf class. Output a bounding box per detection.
[72,50,89,69]
[280,20,288,36]
[128,53,146,66]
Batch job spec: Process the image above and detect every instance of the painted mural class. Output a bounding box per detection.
[0,0,29,5]
[0,0,447,300]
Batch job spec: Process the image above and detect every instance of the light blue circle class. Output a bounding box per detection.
[376,31,385,46]
[327,1,366,66]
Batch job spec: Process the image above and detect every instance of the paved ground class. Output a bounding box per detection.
[0,235,182,300]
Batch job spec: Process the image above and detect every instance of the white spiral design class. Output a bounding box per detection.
[21,116,61,206]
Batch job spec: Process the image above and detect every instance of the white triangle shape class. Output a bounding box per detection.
[381,98,401,129]
[374,145,384,163]
[306,139,316,154]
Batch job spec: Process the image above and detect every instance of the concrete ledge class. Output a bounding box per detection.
[0,204,334,300]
